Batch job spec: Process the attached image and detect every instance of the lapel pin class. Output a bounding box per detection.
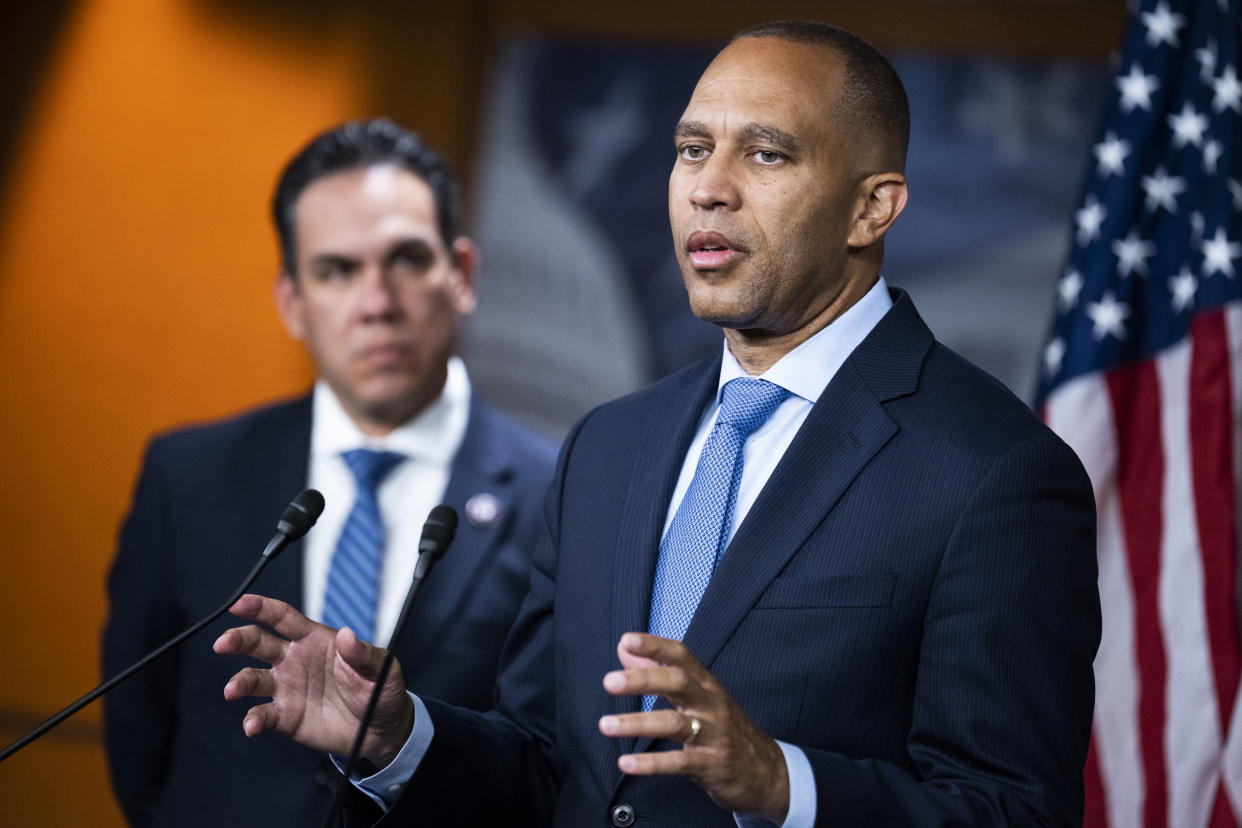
[464,492,503,529]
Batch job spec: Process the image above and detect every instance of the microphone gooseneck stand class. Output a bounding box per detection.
[0,488,326,764]
[321,504,458,828]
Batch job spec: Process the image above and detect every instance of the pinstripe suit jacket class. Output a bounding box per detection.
[384,289,1101,827]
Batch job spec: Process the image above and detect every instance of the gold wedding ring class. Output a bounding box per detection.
[686,715,702,742]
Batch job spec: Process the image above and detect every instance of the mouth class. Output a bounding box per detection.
[357,342,412,366]
[686,231,744,270]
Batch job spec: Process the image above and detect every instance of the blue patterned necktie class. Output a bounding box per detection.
[322,449,406,644]
[644,378,791,710]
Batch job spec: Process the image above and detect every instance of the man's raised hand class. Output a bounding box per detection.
[213,594,414,767]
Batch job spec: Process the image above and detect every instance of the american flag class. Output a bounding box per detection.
[1035,0,1242,825]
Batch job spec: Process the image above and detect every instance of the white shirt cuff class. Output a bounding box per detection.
[733,741,816,828]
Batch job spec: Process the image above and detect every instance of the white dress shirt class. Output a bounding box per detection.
[359,280,895,827]
[303,356,471,647]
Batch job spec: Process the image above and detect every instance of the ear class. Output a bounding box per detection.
[449,236,479,316]
[848,172,908,248]
[272,272,307,342]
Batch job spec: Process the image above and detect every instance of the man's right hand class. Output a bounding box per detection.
[213,594,414,767]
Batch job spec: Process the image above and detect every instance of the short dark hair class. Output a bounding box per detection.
[733,20,910,171]
[271,118,460,275]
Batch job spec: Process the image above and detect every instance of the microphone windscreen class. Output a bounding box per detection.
[419,504,458,556]
[277,488,326,540]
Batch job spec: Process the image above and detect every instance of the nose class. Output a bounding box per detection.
[356,264,401,320]
[688,153,740,211]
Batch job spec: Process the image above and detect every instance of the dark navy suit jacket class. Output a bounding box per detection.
[382,291,1100,827]
[101,394,556,828]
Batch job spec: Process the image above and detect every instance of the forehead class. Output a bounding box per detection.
[293,164,440,250]
[681,38,845,139]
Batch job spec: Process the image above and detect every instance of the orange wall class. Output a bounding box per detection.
[0,1,369,823]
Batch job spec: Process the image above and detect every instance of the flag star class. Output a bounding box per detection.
[1196,40,1218,82]
[1093,131,1131,177]
[1141,1,1185,48]
[1168,102,1209,148]
[1043,337,1067,376]
[1214,65,1242,114]
[1170,266,1197,312]
[1086,292,1130,340]
[1058,268,1084,309]
[1202,227,1241,277]
[1231,179,1242,211]
[1140,166,1186,213]
[1112,229,1156,277]
[1116,64,1160,112]
[1076,194,1107,245]
[1204,140,1223,175]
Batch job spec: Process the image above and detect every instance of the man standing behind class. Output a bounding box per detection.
[102,119,557,827]
[217,23,1100,827]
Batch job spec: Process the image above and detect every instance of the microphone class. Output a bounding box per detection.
[322,505,458,828]
[0,488,325,763]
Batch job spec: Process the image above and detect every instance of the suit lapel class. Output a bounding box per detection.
[251,398,313,611]
[389,401,521,671]
[609,358,721,737]
[682,361,897,671]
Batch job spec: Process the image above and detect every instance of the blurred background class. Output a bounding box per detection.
[0,1,1123,823]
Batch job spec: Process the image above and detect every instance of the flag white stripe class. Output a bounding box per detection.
[1047,373,1143,828]
[1156,337,1222,828]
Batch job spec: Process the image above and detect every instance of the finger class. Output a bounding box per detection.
[616,637,661,671]
[598,708,690,740]
[223,666,276,701]
[619,632,698,670]
[213,624,287,664]
[228,594,319,640]
[603,663,703,708]
[241,701,280,738]
[618,747,699,777]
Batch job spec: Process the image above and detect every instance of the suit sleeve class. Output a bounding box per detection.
[101,439,182,827]
[378,415,587,827]
[804,432,1100,827]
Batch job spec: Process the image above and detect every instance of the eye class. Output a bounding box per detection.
[390,243,435,274]
[310,258,356,282]
[753,150,784,165]
[680,144,709,161]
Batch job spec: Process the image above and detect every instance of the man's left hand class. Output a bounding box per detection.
[598,632,790,824]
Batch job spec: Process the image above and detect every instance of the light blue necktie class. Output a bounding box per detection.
[645,378,791,710]
[322,449,406,644]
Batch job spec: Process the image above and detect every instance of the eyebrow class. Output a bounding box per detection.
[307,252,357,271]
[674,120,799,153]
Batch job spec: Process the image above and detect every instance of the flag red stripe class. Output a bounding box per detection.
[1209,783,1237,828]
[1108,363,1168,828]
[1190,310,1241,733]
[1083,732,1109,827]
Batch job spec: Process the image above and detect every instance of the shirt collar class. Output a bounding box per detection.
[310,355,471,467]
[717,276,893,404]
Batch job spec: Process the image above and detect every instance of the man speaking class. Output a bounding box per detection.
[215,22,1100,826]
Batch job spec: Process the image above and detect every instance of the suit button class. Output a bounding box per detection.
[610,803,635,826]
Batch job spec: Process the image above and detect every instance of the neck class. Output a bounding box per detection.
[724,273,878,375]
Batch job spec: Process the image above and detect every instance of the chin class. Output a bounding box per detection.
[686,294,757,329]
